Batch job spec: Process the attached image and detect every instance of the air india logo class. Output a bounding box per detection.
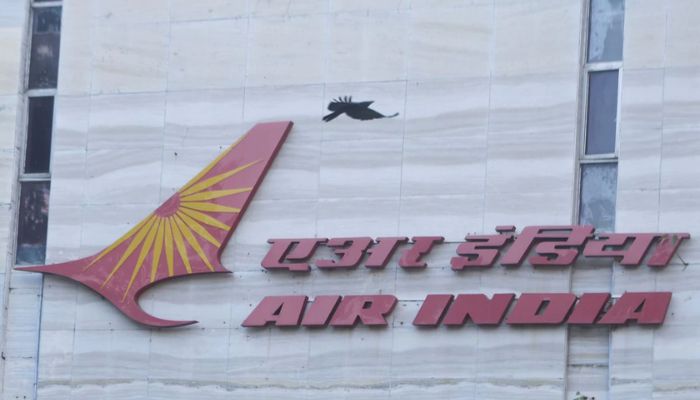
[17,121,293,327]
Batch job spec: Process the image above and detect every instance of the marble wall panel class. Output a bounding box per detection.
[84,147,163,205]
[0,94,19,151]
[316,197,400,237]
[36,329,74,400]
[164,88,245,148]
[71,329,151,399]
[658,189,700,265]
[483,190,573,229]
[45,205,83,263]
[91,22,169,94]
[88,93,165,149]
[475,327,567,399]
[243,84,323,201]
[404,78,489,139]
[93,0,170,24]
[493,0,582,77]
[398,194,484,241]
[326,11,407,83]
[232,198,317,245]
[652,324,700,399]
[251,0,329,17]
[665,0,700,68]
[618,69,663,191]
[168,19,247,91]
[330,0,403,13]
[407,5,492,80]
[0,0,25,96]
[320,138,402,199]
[79,203,157,254]
[486,73,578,195]
[623,0,667,69]
[58,0,96,95]
[170,0,248,22]
[40,275,78,331]
[0,150,16,204]
[246,15,327,86]
[661,67,700,191]
[609,329,654,400]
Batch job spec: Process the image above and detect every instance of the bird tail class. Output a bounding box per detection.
[385,113,399,119]
[323,111,342,122]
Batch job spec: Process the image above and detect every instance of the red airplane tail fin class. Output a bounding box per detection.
[17,121,293,327]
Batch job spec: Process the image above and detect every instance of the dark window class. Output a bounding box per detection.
[587,0,624,63]
[16,181,51,265]
[28,7,62,89]
[579,163,617,232]
[585,70,618,155]
[25,96,54,174]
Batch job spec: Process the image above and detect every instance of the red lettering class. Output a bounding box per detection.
[316,237,372,269]
[261,238,327,272]
[507,293,576,325]
[451,233,512,269]
[501,226,594,267]
[301,295,341,327]
[242,296,307,327]
[567,293,610,324]
[399,236,444,268]
[365,237,408,268]
[329,295,397,326]
[647,233,690,267]
[442,293,514,325]
[413,294,453,326]
[583,233,657,266]
[598,292,672,325]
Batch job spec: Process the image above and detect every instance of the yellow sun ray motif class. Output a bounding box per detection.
[123,219,161,300]
[87,214,153,268]
[169,217,193,274]
[179,207,230,231]
[181,202,241,213]
[180,160,260,197]
[176,210,221,248]
[178,136,244,193]
[179,187,252,202]
[102,215,158,287]
[163,218,175,277]
[173,214,215,272]
[151,219,165,282]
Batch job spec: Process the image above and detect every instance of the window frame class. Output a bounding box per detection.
[573,0,624,227]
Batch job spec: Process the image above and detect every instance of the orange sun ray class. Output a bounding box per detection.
[173,214,215,272]
[87,214,153,268]
[150,219,166,282]
[169,217,193,274]
[181,202,241,213]
[179,187,252,202]
[102,215,158,287]
[178,135,244,193]
[123,219,161,300]
[179,207,230,231]
[179,160,260,197]
[163,218,175,277]
[176,210,221,248]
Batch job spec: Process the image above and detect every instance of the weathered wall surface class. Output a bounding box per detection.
[1,0,699,399]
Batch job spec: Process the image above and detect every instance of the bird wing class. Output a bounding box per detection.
[347,106,387,120]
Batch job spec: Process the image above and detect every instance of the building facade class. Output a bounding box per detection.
[0,0,699,399]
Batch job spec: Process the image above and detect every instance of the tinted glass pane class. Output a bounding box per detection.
[588,0,624,62]
[16,181,51,265]
[28,7,61,89]
[579,163,617,232]
[25,96,54,173]
[586,70,618,155]
[33,7,61,33]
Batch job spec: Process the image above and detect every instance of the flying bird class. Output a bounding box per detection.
[323,96,399,122]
